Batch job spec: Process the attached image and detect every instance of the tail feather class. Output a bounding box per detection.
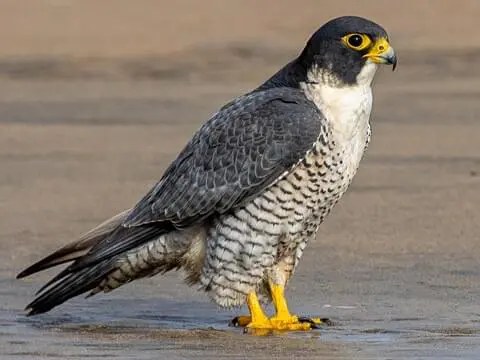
[67,224,169,273]
[17,209,130,279]
[25,260,116,316]
[17,209,170,316]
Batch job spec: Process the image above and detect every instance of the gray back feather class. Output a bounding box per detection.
[125,87,325,228]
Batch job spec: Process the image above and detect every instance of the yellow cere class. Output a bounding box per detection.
[364,37,391,60]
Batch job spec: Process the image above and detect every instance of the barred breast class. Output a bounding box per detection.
[94,121,370,304]
[96,97,371,306]
[202,117,371,307]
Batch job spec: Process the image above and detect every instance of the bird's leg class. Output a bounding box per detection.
[268,280,324,329]
[229,292,262,328]
[239,283,314,331]
[268,260,301,324]
[229,286,327,331]
[269,279,298,323]
[267,261,327,329]
[230,261,329,330]
[242,291,271,329]
[236,291,312,332]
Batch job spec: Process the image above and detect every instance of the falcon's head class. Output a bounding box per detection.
[298,16,396,87]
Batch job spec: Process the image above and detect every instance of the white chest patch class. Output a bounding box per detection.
[300,63,377,173]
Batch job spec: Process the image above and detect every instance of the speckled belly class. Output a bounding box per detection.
[201,126,370,306]
[261,128,368,240]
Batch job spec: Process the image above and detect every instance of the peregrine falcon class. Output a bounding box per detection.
[17,16,396,331]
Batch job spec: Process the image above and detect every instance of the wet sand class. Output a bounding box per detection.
[1,1,480,359]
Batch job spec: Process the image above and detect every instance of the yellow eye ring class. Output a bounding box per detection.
[342,33,372,51]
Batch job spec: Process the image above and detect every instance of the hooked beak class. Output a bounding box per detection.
[363,37,397,71]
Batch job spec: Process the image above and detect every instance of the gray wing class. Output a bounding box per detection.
[126,87,324,227]
[74,87,325,269]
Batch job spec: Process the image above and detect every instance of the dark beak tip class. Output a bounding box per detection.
[390,56,397,71]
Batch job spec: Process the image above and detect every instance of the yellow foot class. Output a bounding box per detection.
[229,315,331,330]
[268,314,331,330]
[229,315,252,328]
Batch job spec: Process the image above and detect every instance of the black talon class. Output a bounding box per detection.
[320,318,334,326]
[298,316,316,324]
[298,316,333,329]
[229,316,241,327]
[297,317,319,329]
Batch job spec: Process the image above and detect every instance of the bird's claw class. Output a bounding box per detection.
[297,316,333,329]
[229,315,332,331]
[229,315,251,328]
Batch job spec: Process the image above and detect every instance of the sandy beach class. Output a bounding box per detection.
[1,1,480,359]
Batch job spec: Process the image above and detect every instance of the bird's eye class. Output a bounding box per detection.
[342,33,371,51]
[348,35,363,47]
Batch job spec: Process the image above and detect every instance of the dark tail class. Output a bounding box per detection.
[24,260,117,316]
[17,210,129,280]
[17,209,167,316]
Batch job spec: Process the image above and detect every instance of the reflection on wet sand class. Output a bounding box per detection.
[2,1,480,359]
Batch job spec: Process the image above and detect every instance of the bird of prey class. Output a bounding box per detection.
[17,16,396,331]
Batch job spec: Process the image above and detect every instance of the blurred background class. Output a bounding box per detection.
[1,1,480,359]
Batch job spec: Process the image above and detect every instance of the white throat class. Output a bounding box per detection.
[300,62,377,140]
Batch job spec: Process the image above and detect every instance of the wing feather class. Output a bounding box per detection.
[69,88,325,271]
[126,88,324,228]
